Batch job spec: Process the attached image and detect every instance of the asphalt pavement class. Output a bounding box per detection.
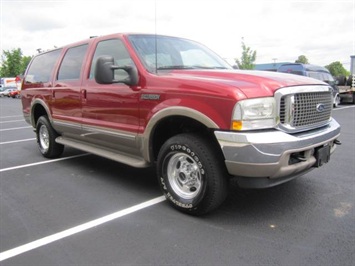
[0,97,354,266]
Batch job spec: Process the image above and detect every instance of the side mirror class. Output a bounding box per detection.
[95,56,139,86]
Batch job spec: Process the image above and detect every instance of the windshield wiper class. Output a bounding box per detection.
[191,65,228,70]
[157,65,196,70]
[157,65,228,70]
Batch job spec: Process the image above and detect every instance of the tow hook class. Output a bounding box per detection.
[334,139,342,145]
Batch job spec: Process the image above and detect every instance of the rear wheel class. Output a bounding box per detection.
[36,116,64,158]
[333,94,340,108]
[157,133,228,215]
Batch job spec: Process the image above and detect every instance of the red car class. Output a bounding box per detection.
[9,89,21,98]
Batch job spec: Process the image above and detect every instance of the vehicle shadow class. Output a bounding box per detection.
[60,148,317,221]
[208,176,317,222]
[60,150,161,194]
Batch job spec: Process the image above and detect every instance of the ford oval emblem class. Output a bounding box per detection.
[316,103,326,112]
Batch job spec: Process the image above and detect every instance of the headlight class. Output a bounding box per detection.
[231,97,277,130]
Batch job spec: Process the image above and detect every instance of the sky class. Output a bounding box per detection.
[1,0,354,70]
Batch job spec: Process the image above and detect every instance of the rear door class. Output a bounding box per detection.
[51,44,88,138]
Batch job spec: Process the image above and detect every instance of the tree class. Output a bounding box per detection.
[295,55,309,64]
[21,56,32,73]
[235,39,257,70]
[325,61,350,77]
[0,48,32,77]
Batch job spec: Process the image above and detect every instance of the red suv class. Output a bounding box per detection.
[21,33,341,215]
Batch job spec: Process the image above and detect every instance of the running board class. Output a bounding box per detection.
[56,137,149,168]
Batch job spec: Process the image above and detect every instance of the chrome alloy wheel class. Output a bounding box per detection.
[39,125,50,151]
[167,152,202,199]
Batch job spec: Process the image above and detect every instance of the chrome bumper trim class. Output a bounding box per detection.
[214,119,341,185]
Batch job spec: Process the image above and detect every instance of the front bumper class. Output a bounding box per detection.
[214,119,341,188]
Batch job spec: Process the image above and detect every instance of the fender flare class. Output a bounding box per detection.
[141,106,220,162]
[30,98,52,128]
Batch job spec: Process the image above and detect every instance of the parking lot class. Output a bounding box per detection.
[0,97,354,266]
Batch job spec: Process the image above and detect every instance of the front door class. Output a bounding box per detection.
[81,38,141,156]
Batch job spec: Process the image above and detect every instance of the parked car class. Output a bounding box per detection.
[9,89,21,98]
[21,33,341,215]
[277,63,340,107]
[0,87,17,97]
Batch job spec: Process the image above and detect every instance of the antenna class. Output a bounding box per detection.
[155,0,158,73]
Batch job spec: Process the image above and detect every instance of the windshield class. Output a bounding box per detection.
[308,72,335,83]
[128,35,231,72]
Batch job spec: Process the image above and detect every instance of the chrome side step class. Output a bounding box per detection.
[56,136,149,168]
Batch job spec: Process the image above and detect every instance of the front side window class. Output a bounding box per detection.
[25,49,62,83]
[58,44,88,80]
[128,35,231,73]
[308,72,321,80]
[89,39,134,80]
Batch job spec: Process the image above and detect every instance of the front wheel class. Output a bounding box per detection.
[36,116,64,158]
[157,133,228,215]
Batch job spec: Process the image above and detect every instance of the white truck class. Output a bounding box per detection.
[0,77,21,90]
[339,55,355,104]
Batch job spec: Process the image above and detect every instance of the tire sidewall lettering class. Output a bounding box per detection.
[169,144,205,175]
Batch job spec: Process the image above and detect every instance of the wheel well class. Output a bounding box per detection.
[32,104,48,126]
[151,116,216,161]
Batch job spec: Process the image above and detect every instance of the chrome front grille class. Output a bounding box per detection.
[277,86,332,133]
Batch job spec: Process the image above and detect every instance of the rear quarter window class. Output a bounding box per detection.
[278,65,304,76]
[25,49,62,84]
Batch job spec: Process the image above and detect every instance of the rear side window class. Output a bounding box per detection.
[25,49,62,83]
[58,44,88,80]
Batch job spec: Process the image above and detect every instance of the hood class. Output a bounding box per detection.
[161,69,326,98]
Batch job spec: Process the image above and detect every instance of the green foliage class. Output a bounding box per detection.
[0,48,32,77]
[295,55,309,64]
[235,39,257,70]
[325,61,350,77]
[21,56,32,73]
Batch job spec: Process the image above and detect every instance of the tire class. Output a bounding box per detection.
[333,94,340,108]
[36,116,64,158]
[157,133,228,215]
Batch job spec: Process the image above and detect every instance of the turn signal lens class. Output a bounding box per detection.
[231,120,242,130]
